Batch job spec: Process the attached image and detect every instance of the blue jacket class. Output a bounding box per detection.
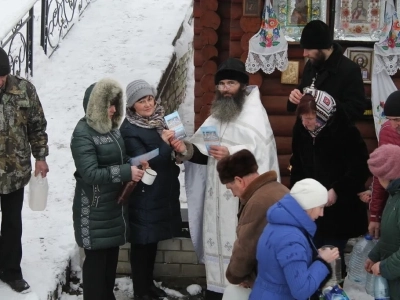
[250,194,331,300]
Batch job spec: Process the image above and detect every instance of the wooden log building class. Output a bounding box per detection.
[193,0,400,187]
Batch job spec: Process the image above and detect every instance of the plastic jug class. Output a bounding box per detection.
[28,172,48,211]
[347,234,375,284]
[374,276,390,300]
[365,272,375,296]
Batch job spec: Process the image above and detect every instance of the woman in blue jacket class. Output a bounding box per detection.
[120,80,182,300]
[250,178,339,300]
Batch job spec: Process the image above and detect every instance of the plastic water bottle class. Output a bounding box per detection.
[374,276,390,300]
[347,234,375,284]
[365,272,375,296]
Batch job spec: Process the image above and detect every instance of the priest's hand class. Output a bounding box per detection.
[289,89,302,105]
[209,145,229,161]
[170,138,187,154]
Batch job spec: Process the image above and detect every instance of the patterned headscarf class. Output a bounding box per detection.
[303,86,336,137]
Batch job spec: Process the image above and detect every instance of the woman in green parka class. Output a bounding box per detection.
[70,78,145,300]
[365,144,400,300]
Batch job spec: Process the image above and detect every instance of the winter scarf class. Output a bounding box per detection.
[125,103,167,135]
[304,88,336,137]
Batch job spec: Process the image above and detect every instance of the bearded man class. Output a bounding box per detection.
[173,57,279,300]
[287,20,366,121]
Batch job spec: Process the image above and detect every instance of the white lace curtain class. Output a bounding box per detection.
[245,0,288,74]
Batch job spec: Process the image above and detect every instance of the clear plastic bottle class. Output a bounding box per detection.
[347,234,375,284]
[365,272,375,296]
[374,276,390,300]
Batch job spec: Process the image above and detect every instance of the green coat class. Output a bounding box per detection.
[368,178,400,300]
[71,79,131,250]
[0,75,48,194]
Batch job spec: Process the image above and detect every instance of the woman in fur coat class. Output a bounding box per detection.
[70,78,144,300]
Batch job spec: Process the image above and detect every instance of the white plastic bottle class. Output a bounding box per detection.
[28,172,49,211]
[347,234,375,284]
[374,276,390,300]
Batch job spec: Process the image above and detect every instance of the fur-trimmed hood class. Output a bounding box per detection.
[84,78,124,134]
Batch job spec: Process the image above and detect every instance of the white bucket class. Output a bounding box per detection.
[222,284,251,300]
[28,172,48,211]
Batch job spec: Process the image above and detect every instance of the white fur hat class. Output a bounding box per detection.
[290,178,328,210]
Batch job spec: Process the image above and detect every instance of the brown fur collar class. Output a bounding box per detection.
[241,170,278,205]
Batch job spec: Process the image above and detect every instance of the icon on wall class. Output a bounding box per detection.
[281,61,299,85]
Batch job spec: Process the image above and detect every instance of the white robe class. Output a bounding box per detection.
[185,86,280,293]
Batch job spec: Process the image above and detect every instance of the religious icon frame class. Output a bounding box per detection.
[273,0,328,41]
[281,61,300,85]
[348,48,374,83]
[243,0,263,17]
[333,0,384,41]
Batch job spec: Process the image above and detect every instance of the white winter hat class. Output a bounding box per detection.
[290,178,328,210]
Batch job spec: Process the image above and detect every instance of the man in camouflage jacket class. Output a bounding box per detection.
[0,47,49,293]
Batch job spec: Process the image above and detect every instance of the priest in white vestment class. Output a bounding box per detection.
[172,58,280,299]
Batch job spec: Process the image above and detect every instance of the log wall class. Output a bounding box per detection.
[193,0,400,187]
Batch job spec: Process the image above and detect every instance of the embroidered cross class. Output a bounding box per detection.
[207,238,215,247]
[208,187,213,197]
[224,242,233,252]
[223,190,232,200]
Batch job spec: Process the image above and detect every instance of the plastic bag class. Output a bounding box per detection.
[222,284,251,300]
[28,172,48,211]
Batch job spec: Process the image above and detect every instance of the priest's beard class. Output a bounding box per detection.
[211,87,246,123]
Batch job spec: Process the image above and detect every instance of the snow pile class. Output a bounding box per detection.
[186,284,202,296]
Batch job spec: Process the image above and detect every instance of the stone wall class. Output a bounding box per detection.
[156,19,193,115]
[117,238,206,278]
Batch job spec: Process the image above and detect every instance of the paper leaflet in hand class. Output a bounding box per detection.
[129,148,159,166]
[164,111,187,140]
[200,126,220,154]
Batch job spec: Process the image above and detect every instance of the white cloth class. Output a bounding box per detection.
[371,0,400,138]
[245,0,288,74]
[222,284,251,300]
[185,86,280,293]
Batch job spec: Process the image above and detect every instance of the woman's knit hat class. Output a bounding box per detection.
[126,80,155,107]
[290,178,328,210]
[368,144,400,180]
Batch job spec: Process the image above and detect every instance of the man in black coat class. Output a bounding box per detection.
[287,20,366,121]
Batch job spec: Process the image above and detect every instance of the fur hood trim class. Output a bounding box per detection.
[86,78,124,134]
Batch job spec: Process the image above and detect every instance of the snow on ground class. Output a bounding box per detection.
[0,0,192,299]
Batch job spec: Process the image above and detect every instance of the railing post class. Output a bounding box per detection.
[27,8,34,77]
[41,0,49,55]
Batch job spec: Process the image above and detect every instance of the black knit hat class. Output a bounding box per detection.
[0,48,10,76]
[214,57,249,85]
[384,90,400,117]
[300,20,333,50]
[216,149,258,184]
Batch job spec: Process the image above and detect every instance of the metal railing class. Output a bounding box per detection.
[40,0,92,57]
[0,8,34,77]
[0,0,93,77]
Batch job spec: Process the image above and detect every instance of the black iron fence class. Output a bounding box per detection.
[40,0,92,56]
[0,8,34,77]
[0,0,92,77]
